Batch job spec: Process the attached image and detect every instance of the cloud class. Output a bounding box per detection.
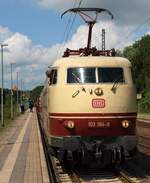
[3,32,61,67]
[37,0,74,11]
[0,26,12,42]
[37,0,150,26]
[146,30,150,35]
[1,28,58,89]
[0,20,137,89]
[1,1,150,90]
[61,21,135,51]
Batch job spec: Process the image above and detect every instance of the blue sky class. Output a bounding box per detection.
[0,0,66,46]
[0,0,150,89]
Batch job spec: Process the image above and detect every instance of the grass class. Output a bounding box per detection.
[138,112,150,116]
[0,102,20,131]
[0,118,12,131]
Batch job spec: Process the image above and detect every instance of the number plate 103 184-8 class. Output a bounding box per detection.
[88,121,110,128]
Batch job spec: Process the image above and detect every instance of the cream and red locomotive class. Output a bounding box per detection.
[37,8,137,166]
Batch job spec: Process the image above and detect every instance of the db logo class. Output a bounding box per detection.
[92,99,105,108]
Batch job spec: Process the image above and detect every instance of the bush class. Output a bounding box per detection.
[138,91,150,113]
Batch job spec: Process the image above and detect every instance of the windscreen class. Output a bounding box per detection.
[98,67,124,83]
[67,67,96,83]
[67,67,124,83]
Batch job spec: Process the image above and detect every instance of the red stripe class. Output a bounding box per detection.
[48,117,136,136]
[49,112,137,117]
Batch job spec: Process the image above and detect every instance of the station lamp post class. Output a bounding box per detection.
[20,76,23,106]
[1,44,8,127]
[10,62,15,119]
[16,72,19,114]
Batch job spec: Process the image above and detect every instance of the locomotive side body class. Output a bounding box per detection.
[39,56,137,165]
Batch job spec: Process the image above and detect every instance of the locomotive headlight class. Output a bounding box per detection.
[67,121,75,129]
[122,120,130,128]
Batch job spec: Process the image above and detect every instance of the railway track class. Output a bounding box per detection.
[38,118,58,183]
[137,117,150,154]
[138,135,150,153]
[47,159,140,183]
[40,135,140,183]
[137,117,150,127]
[41,144,140,183]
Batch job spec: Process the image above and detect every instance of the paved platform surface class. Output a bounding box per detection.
[0,110,50,183]
[138,114,150,122]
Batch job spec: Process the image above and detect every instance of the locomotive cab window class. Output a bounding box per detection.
[98,67,125,83]
[49,69,57,85]
[67,67,96,83]
[67,67,124,84]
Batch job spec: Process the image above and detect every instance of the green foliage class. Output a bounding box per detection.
[123,34,150,112]
[116,49,123,57]
[0,85,43,126]
[30,85,44,103]
[0,89,20,127]
[138,92,150,113]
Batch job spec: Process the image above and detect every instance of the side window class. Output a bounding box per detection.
[49,69,57,85]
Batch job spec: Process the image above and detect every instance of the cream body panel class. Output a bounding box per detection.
[48,56,137,114]
[53,57,131,68]
[48,85,137,113]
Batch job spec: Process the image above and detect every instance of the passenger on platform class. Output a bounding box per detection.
[29,99,33,112]
[20,103,25,113]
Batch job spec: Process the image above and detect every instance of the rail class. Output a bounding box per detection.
[38,118,58,183]
[72,166,138,183]
[137,117,150,154]
[138,135,150,151]
[115,166,138,183]
[137,118,150,130]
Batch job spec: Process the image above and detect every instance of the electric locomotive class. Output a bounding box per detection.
[37,8,137,166]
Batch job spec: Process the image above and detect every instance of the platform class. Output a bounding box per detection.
[0,109,50,183]
[137,114,150,122]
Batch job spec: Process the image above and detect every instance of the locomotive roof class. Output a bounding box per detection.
[52,56,131,68]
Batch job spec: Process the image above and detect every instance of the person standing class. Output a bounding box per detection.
[29,99,33,112]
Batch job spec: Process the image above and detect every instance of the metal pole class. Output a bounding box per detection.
[87,22,95,50]
[20,76,22,105]
[1,45,4,126]
[102,29,106,51]
[10,63,15,119]
[1,44,8,127]
[16,72,19,114]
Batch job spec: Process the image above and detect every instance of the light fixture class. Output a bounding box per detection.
[122,120,129,128]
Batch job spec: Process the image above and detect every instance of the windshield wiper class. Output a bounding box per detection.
[71,73,86,98]
[111,75,123,93]
[72,72,82,83]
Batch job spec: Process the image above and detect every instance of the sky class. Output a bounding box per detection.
[0,0,150,89]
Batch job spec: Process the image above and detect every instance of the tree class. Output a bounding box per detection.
[123,34,150,112]
[123,34,150,93]
[30,85,44,103]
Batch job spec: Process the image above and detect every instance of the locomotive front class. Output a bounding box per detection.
[46,56,137,165]
[38,7,138,166]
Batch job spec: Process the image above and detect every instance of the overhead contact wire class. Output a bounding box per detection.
[55,0,78,59]
[115,16,150,48]
[61,0,83,52]
[56,0,84,58]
